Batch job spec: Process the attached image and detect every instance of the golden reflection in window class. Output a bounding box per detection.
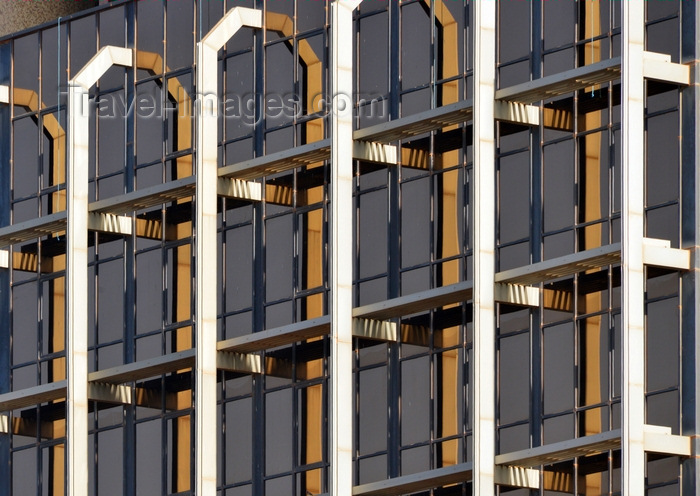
[580,1,604,494]
[266,12,325,145]
[137,51,195,491]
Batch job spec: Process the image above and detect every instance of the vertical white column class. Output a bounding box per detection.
[330,1,360,495]
[473,0,496,494]
[621,2,645,494]
[195,8,261,495]
[67,45,132,496]
[195,37,219,496]
[67,81,89,496]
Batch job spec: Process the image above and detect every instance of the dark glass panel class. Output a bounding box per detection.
[265,388,293,475]
[646,111,679,207]
[358,189,387,279]
[498,152,530,244]
[359,12,389,97]
[401,1,431,91]
[166,0,194,70]
[359,366,387,454]
[401,355,430,445]
[225,398,253,484]
[646,297,679,391]
[498,332,529,425]
[401,177,430,268]
[543,323,575,415]
[498,0,530,64]
[70,16,97,79]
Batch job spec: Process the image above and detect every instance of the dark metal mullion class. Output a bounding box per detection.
[123,3,138,494]
[529,2,544,495]
[387,0,402,482]
[680,2,700,491]
[0,37,11,496]
[252,1,266,492]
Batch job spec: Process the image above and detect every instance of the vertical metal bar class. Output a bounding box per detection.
[196,9,261,495]
[472,0,496,493]
[330,1,360,494]
[252,2,265,490]
[124,4,137,494]
[67,80,90,496]
[530,4,544,480]
[0,42,11,496]
[387,0,401,481]
[621,1,645,494]
[681,1,700,493]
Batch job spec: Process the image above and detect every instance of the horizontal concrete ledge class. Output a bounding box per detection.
[0,211,68,247]
[353,462,473,496]
[354,99,474,143]
[219,139,331,181]
[89,176,197,215]
[496,243,621,286]
[495,57,621,104]
[495,429,621,467]
[218,315,331,353]
[354,280,474,320]
[87,349,196,384]
[0,380,67,412]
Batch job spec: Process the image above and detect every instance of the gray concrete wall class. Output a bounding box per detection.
[0,0,97,38]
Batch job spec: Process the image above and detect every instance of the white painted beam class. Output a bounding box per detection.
[0,250,7,269]
[0,415,7,434]
[494,465,540,489]
[643,51,690,85]
[216,351,262,374]
[621,1,646,492]
[0,85,8,103]
[494,283,540,307]
[216,178,262,201]
[67,45,132,496]
[352,141,398,165]
[494,101,539,126]
[196,8,261,496]
[642,237,691,270]
[87,212,132,235]
[644,424,691,457]
[473,0,496,493]
[87,383,132,405]
[330,2,361,496]
[352,319,397,342]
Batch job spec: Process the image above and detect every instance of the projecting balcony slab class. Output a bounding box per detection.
[0,212,68,247]
[89,176,197,215]
[87,349,196,384]
[495,429,621,467]
[354,99,474,143]
[0,380,67,412]
[495,57,621,104]
[353,463,473,496]
[353,280,474,320]
[218,315,332,353]
[495,243,621,286]
[219,140,331,180]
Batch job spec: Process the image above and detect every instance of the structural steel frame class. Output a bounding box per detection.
[0,0,698,494]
